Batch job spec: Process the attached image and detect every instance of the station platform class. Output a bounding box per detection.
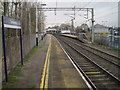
[40,34,90,89]
[61,34,91,43]
[61,34,78,38]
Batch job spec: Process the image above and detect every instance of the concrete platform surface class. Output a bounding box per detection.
[61,34,78,38]
[47,35,90,89]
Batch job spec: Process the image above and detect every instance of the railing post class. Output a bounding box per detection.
[20,29,23,65]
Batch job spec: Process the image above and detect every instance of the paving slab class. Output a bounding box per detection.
[11,34,51,88]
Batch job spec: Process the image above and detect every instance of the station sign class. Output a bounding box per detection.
[2,16,23,82]
[3,16,21,29]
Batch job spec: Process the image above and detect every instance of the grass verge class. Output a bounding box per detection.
[2,45,40,88]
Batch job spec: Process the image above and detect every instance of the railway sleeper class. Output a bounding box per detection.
[95,82,120,89]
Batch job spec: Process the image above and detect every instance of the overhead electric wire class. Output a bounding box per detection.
[82,0,93,8]
[96,5,118,16]
[95,11,118,19]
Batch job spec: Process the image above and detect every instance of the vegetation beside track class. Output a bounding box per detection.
[2,46,40,88]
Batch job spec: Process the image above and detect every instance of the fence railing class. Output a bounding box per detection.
[95,36,120,50]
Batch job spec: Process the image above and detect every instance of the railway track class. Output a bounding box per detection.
[58,35,120,79]
[55,35,120,89]
[61,35,120,65]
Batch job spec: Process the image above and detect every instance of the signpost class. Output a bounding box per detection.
[0,15,2,90]
[1,16,23,82]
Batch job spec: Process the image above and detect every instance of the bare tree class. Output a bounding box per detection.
[3,2,9,16]
[13,2,19,19]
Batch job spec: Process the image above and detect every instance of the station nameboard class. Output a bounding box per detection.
[2,16,23,82]
[3,16,21,29]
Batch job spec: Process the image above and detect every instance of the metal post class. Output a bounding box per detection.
[73,6,75,31]
[87,8,88,19]
[36,3,38,46]
[91,8,94,43]
[40,9,41,35]
[2,16,8,82]
[74,6,75,19]
[20,29,23,65]
[0,16,2,90]
[71,19,74,33]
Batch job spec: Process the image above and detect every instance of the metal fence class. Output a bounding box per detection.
[95,36,120,50]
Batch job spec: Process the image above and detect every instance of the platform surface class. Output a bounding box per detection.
[47,35,90,89]
[61,34,78,38]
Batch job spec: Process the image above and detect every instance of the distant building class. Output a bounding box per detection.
[94,24,109,33]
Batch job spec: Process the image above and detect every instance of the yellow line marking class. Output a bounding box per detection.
[101,82,116,85]
[86,72,101,74]
[44,51,50,88]
[89,75,106,77]
[85,67,95,68]
[91,78,110,81]
[40,37,51,89]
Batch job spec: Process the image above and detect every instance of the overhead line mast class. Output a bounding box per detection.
[36,7,94,43]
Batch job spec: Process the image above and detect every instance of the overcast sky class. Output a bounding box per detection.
[43,1,119,28]
[3,0,119,28]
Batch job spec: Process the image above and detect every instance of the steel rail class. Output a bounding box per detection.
[65,37,120,67]
[57,36,120,85]
[61,35,120,67]
[62,35,120,60]
[56,37,97,90]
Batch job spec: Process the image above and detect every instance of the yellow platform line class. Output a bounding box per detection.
[89,75,105,77]
[86,72,101,74]
[91,78,110,81]
[44,51,50,88]
[40,40,51,89]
